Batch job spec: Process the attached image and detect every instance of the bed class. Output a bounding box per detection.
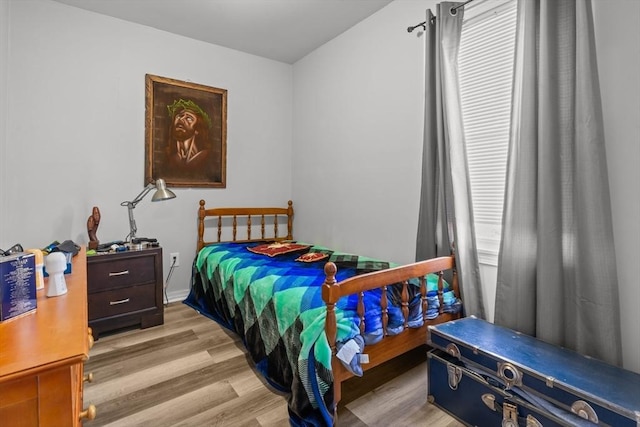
[184,200,463,426]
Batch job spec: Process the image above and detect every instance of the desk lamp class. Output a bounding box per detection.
[121,178,176,242]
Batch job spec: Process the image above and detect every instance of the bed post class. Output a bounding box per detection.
[450,254,459,303]
[321,261,339,422]
[197,200,206,252]
[286,200,294,240]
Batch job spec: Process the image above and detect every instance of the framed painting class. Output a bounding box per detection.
[145,74,227,188]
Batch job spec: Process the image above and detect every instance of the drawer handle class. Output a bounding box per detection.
[109,270,130,276]
[110,298,130,305]
[79,404,97,421]
[84,372,94,383]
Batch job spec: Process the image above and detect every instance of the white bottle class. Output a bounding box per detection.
[45,252,68,297]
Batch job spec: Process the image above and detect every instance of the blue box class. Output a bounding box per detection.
[428,317,640,427]
[428,349,567,426]
[1,252,37,322]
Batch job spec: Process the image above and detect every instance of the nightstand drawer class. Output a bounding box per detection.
[88,284,157,320]
[87,255,156,292]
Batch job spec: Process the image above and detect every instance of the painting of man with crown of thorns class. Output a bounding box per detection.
[145,74,227,187]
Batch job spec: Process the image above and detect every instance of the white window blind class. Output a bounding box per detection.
[459,0,517,265]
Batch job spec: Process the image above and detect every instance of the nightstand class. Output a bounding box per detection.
[86,247,164,340]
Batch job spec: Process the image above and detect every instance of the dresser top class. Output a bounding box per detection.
[86,246,161,262]
[0,248,89,381]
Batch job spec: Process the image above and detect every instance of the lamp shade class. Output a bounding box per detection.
[151,178,176,202]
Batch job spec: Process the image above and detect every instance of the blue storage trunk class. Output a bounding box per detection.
[429,349,572,426]
[427,317,640,427]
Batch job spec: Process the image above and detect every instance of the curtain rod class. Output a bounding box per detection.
[407,0,475,33]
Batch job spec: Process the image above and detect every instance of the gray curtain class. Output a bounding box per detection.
[416,2,485,319]
[495,0,622,366]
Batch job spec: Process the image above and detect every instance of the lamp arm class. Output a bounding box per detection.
[120,182,155,241]
[127,203,137,240]
[128,183,156,208]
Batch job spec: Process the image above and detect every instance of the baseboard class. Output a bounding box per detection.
[164,288,189,304]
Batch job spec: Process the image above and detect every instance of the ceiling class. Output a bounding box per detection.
[51,0,394,64]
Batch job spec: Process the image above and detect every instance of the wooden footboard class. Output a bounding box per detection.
[322,255,460,421]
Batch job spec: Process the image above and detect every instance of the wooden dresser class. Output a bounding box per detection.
[0,247,96,426]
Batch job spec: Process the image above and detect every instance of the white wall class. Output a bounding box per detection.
[592,0,640,374]
[1,0,293,301]
[293,0,436,264]
[292,0,640,373]
[1,1,9,236]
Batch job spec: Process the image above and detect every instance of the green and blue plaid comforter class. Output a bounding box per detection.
[184,242,461,426]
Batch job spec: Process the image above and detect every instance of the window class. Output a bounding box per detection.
[459,0,517,265]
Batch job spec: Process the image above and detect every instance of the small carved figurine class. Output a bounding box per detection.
[87,206,101,249]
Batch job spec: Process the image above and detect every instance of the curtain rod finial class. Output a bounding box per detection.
[407,22,426,33]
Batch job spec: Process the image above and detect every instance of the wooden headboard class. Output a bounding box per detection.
[197,200,294,252]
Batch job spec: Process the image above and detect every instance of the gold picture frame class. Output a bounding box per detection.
[145,74,227,188]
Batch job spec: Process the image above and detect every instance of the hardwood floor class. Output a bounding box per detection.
[83,302,463,427]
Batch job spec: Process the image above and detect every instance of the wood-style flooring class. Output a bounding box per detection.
[83,302,464,427]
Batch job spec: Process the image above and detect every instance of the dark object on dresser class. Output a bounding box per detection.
[87,247,163,340]
[427,317,640,427]
[87,206,101,250]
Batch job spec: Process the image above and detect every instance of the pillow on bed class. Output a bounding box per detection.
[295,252,328,263]
[247,242,310,257]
